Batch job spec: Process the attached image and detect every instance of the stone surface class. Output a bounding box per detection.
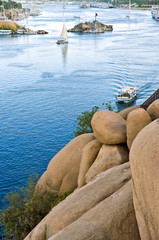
[37,133,95,195]
[147,99,159,120]
[91,110,126,144]
[80,4,89,8]
[24,162,131,240]
[118,105,140,120]
[130,119,159,240]
[78,139,102,188]
[82,24,90,30]
[85,143,129,183]
[126,108,151,149]
[49,181,140,240]
[36,171,47,195]
[68,21,113,33]
[36,30,48,34]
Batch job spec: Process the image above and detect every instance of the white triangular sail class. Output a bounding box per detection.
[60,18,68,41]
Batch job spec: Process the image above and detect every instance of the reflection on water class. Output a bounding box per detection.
[0,4,159,210]
[61,43,68,64]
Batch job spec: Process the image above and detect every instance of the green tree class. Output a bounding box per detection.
[73,101,120,137]
[73,106,99,136]
[0,175,71,240]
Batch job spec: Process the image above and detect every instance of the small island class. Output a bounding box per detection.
[68,20,113,33]
[0,21,48,35]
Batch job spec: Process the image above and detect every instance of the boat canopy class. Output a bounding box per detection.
[118,86,136,93]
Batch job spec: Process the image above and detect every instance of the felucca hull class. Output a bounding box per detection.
[56,40,68,44]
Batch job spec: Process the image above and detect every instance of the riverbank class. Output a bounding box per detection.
[0,21,48,34]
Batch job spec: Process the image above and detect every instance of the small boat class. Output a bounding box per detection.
[56,16,68,44]
[151,7,159,21]
[116,86,137,103]
[16,29,24,34]
[0,29,12,35]
[29,6,42,16]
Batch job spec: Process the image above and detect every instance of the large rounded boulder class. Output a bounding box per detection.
[24,163,132,240]
[130,119,159,239]
[85,143,129,183]
[126,108,151,149]
[49,181,140,240]
[78,139,102,188]
[119,105,140,120]
[37,133,95,195]
[147,99,159,120]
[91,110,126,144]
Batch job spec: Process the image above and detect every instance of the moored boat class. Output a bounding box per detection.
[0,29,12,35]
[116,86,137,103]
[151,7,159,21]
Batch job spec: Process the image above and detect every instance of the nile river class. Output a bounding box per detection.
[0,3,159,208]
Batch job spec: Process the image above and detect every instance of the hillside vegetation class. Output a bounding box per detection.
[0,21,20,31]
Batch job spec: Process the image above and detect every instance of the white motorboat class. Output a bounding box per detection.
[0,29,12,35]
[116,86,137,103]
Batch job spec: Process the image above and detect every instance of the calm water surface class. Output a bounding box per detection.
[0,4,159,207]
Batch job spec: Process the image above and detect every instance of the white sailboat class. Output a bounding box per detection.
[56,16,68,44]
[126,0,131,18]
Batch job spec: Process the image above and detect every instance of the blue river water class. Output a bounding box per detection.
[0,4,159,209]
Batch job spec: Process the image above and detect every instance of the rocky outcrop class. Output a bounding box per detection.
[118,105,140,120]
[24,163,133,240]
[147,99,159,120]
[36,171,47,195]
[37,133,95,195]
[25,102,159,240]
[126,108,151,149]
[80,4,89,8]
[78,139,102,188]
[68,20,113,33]
[16,27,48,35]
[85,143,129,183]
[37,30,48,34]
[130,119,159,240]
[49,181,140,240]
[91,110,126,144]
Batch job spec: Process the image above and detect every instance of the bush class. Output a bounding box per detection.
[73,101,119,137]
[0,1,22,10]
[73,106,99,136]
[0,175,71,240]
